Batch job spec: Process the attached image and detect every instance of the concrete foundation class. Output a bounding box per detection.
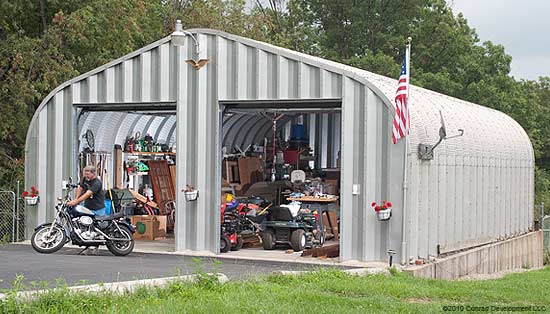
[405,231,544,279]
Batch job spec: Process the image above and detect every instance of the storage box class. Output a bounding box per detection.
[130,215,166,240]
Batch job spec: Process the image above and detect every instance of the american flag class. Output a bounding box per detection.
[392,44,410,144]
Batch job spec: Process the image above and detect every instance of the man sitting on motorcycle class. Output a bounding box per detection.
[67,165,106,215]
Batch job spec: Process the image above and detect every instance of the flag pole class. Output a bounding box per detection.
[400,37,412,265]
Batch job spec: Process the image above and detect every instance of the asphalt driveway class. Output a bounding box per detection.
[0,244,348,290]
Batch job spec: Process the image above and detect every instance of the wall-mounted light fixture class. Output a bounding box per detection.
[171,19,200,55]
[171,20,208,70]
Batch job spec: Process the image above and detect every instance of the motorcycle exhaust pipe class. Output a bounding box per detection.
[74,229,131,243]
[95,228,132,242]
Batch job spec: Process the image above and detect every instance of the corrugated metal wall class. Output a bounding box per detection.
[173,33,398,259]
[403,88,535,260]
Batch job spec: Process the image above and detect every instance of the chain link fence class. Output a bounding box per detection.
[0,188,26,244]
[541,203,550,251]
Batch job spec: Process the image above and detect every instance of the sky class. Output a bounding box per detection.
[448,0,550,81]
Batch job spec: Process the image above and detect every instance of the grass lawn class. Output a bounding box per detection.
[1,266,549,314]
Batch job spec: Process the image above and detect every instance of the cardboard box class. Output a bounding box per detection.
[130,215,166,240]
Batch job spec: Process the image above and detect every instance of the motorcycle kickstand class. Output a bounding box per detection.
[77,246,99,255]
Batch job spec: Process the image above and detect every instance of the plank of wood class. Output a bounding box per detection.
[322,211,335,241]
[129,190,158,208]
[238,157,263,187]
[301,244,339,258]
[114,146,123,189]
[326,211,339,240]
[169,164,176,191]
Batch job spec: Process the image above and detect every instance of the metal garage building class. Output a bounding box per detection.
[24,28,534,263]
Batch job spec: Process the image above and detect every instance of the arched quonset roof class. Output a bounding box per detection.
[225,32,533,161]
[78,113,178,152]
[25,28,533,262]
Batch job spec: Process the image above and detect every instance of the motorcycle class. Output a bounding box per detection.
[30,178,135,256]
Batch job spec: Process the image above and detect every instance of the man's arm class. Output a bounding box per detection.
[74,186,83,200]
[67,190,93,207]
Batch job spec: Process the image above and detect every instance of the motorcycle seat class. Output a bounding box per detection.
[95,211,125,221]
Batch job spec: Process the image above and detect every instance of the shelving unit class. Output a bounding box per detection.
[122,152,175,192]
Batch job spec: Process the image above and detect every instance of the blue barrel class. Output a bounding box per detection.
[290,124,307,140]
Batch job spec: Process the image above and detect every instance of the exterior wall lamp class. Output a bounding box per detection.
[171,19,200,55]
[171,20,208,70]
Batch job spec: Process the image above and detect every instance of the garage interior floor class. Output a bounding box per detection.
[129,236,385,268]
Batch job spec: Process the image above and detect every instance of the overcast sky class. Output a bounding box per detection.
[448,0,550,80]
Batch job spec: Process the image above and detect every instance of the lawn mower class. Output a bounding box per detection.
[219,195,270,253]
[260,205,325,251]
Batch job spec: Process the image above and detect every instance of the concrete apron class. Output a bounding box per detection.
[16,239,390,269]
[404,231,545,280]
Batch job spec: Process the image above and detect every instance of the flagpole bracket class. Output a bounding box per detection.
[418,143,435,160]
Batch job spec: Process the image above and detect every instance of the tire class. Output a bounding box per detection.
[261,230,276,250]
[106,225,134,256]
[31,224,66,254]
[220,235,231,253]
[231,236,243,251]
[290,229,306,251]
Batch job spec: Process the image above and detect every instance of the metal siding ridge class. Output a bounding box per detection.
[339,76,356,261]
[366,88,380,259]
[408,158,421,261]
[159,43,170,101]
[105,67,115,102]
[123,59,133,101]
[175,43,189,252]
[141,51,151,102]
[196,33,210,250]
[236,43,248,99]
[53,93,64,224]
[257,50,268,99]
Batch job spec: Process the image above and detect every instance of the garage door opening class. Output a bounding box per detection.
[219,99,342,261]
[76,106,177,253]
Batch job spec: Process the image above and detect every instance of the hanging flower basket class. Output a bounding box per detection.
[184,190,198,201]
[25,196,39,206]
[376,208,392,221]
[183,185,198,202]
[371,200,392,221]
[23,186,40,206]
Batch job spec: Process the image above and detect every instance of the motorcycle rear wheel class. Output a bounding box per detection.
[31,225,66,254]
[106,225,134,256]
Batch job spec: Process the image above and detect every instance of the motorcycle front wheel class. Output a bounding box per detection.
[106,224,134,256]
[31,224,66,254]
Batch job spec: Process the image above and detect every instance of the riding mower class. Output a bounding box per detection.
[219,195,270,253]
[260,205,325,251]
[220,200,243,253]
